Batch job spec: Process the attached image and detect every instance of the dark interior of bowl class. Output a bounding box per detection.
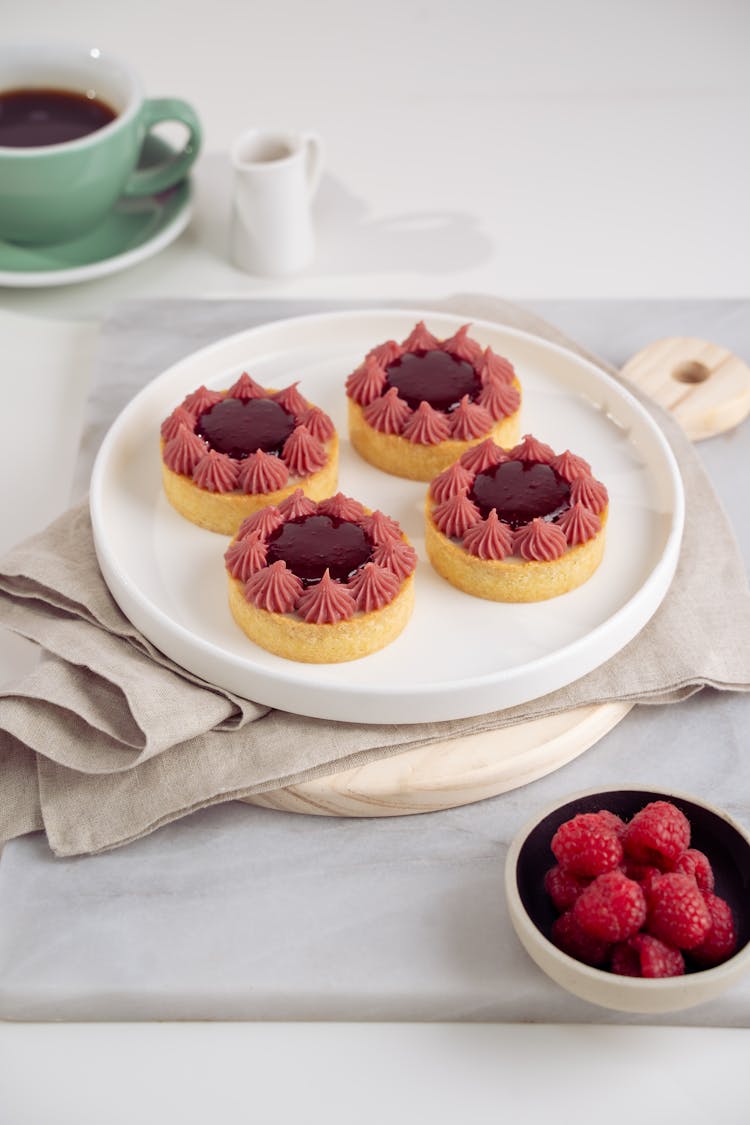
[515,789,750,973]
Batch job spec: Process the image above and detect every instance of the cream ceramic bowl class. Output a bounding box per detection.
[505,786,750,1014]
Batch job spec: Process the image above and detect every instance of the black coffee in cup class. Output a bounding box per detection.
[0,88,116,147]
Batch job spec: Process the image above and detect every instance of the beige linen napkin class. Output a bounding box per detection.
[2,296,749,857]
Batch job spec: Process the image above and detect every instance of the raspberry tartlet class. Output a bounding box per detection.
[424,433,608,602]
[345,321,522,481]
[160,373,339,535]
[224,490,417,663]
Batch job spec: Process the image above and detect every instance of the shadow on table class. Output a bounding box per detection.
[311,173,494,275]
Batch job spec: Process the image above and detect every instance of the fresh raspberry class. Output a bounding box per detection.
[674,848,715,894]
[646,872,712,949]
[689,893,738,967]
[609,941,641,977]
[543,865,591,912]
[611,933,685,978]
[573,871,647,943]
[597,810,627,839]
[623,800,690,869]
[551,910,610,966]
[551,812,624,877]
[622,861,663,895]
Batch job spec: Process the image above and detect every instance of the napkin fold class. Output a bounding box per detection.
[2,295,749,857]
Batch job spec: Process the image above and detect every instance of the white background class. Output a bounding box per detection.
[2,0,750,320]
[1,1,749,1121]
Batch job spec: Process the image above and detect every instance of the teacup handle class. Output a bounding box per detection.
[302,131,324,198]
[122,98,202,198]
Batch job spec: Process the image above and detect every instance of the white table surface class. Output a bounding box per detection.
[1,1,750,1120]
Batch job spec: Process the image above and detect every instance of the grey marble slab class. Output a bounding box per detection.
[1,299,748,1024]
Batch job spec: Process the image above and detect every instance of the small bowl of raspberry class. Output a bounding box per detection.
[505,787,750,1013]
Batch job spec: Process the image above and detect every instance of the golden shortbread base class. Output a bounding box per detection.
[425,499,608,602]
[347,396,520,482]
[227,572,415,663]
[161,433,339,536]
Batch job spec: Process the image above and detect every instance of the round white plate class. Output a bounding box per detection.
[90,309,684,725]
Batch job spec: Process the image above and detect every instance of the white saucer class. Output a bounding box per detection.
[0,136,192,288]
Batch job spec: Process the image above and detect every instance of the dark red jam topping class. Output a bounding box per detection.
[470,460,571,529]
[196,397,295,460]
[385,349,480,413]
[265,514,373,586]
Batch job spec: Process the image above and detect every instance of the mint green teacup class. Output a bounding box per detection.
[0,43,202,245]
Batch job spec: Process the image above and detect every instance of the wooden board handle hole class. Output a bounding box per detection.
[672,360,711,385]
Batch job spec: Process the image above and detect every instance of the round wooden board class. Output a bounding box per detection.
[242,335,750,817]
[248,702,633,816]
